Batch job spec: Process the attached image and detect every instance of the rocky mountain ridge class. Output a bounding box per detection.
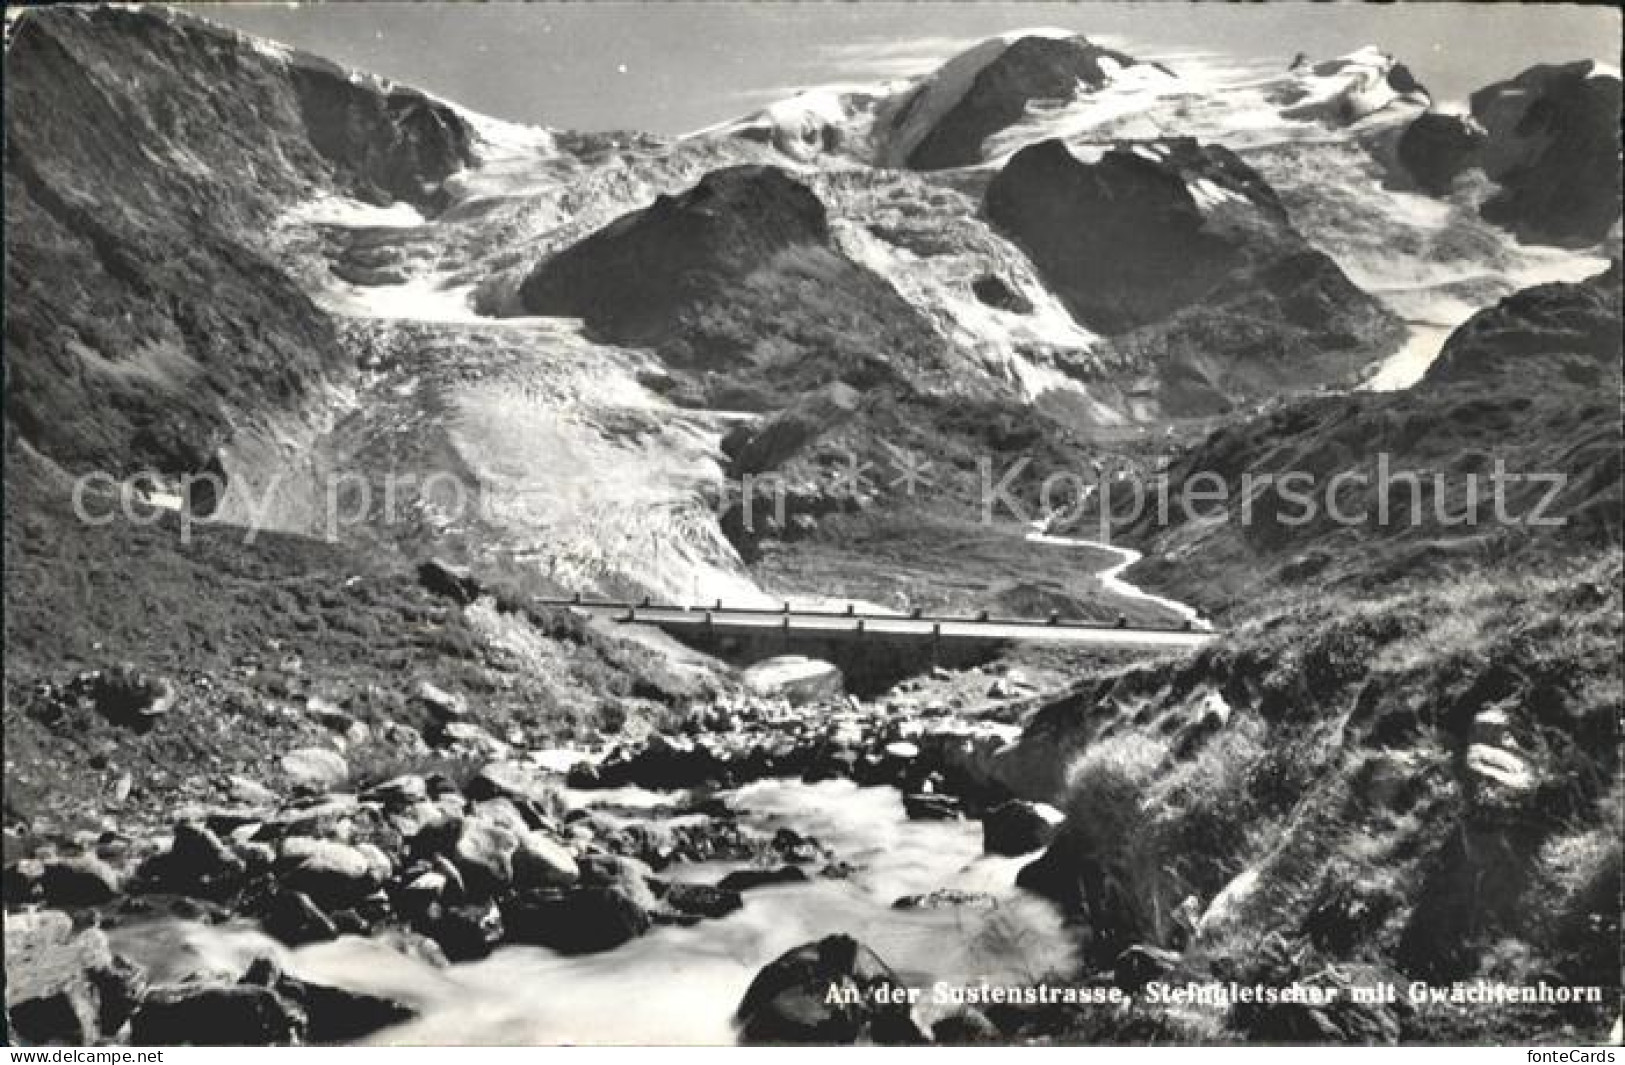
[4,5,475,483]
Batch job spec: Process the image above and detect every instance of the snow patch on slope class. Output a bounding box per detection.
[288,194,428,228]
[829,217,1106,407]
[1278,46,1429,124]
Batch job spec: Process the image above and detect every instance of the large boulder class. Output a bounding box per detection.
[363,774,431,808]
[464,760,568,818]
[447,818,519,898]
[156,821,248,897]
[279,747,350,790]
[576,854,661,912]
[411,681,469,724]
[1114,943,1184,994]
[501,886,652,954]
[593,733,723,790]
[4,911,145,1045]
[86,665,176,731]
[742,656,844,706]
[257,890,340,946]
[130,985,305,1046]
[663,881,744,920]
[722,382,861,476]
[717,865,809,893]
[416,558,481,605]
[512,831,580,890]
[735,934,925,1044]
[982,800,1066,856]
[1421,271,1622,392]
[274,838,382,907]
[243,959,416,1044]
[421,902,504,962]
[1015,834,1142,962]
[39,856,122,907]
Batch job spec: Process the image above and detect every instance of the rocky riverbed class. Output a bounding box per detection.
[3,660,1083,1046]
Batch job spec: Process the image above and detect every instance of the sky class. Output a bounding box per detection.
[187,2,1622,135]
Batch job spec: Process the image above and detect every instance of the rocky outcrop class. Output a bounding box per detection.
[985,138,1280,334]
[1421,266,1621,391]
[1396,112,1488,195]
[722,383,861,476]
[1123,285,1623,606]
[510,165,949,410]
[1473,61,1622,246]
[981,799,1065,856]
[887,35,1163,171]
[984,138,1400,412]
[1398,61,1621,246]
[517,166,831,343]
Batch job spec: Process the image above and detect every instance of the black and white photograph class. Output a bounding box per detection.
[2,0,1621,1049]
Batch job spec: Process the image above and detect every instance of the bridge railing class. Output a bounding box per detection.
[533,595,1210,635]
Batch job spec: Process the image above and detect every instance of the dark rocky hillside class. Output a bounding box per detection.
[517,166,832,344]
[1115,267,1623,613]
[964,272,1623,1043]
[1396,112,1487,196]
[514,165,954,408]
[1398,61,1622,246]
[1423,264,1622,389]
[1,448,711,845]
[995,554,1621,1043]
[3,6,471,484]
[985,138,1403,414]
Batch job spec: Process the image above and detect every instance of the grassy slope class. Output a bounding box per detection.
[993,277,1623,1042]
[1005,554,1621,1043]
[2,454,716,851]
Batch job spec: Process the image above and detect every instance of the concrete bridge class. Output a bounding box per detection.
[540,596,1218,655]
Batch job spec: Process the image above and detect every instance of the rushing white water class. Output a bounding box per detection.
[114,780,1075,1045]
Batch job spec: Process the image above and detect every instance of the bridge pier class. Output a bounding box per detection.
[672,625,1006,696]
